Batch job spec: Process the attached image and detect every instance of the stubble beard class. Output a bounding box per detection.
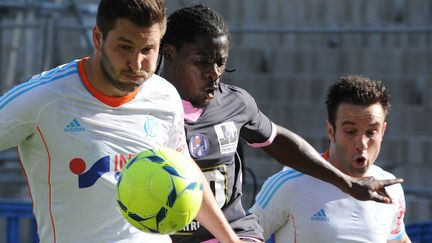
[100,47,141,94]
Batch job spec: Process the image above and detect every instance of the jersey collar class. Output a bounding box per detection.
[182,100,204,122]
[322,149,330,161]
[78,58,139,107]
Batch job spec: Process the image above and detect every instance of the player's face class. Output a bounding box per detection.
[96,18,163,96]
[327,103,387,178]
[163,35,229,108]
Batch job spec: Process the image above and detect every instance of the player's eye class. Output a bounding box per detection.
[344,129,356,135]
[141,48,153,55]
[216,60,227,67]
[366,130,378,137]
[120,45,133,51]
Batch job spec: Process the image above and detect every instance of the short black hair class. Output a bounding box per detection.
[161,4,230,49]
[96,0,166,39]
[326,75,391,128]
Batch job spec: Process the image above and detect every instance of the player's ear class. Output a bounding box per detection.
[162,44,175,60]
[93,26,103,50]
[382,121,387,135]
[326,120,334,141]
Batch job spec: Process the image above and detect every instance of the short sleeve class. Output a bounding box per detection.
[0,81,41,150]
[235,87,274,146]
[249,171,294,240]
[388,184,408,241]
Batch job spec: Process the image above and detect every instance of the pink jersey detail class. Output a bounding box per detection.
[201,237,261,243]
[247,122,277,148]
[201,239,219,243]
[183,100,204,122]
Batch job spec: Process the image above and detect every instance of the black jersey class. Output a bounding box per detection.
[171,83,274,242]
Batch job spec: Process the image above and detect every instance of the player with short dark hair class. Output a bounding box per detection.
[0,1,248,242]
[159,4,403,243]
[251,75,411,243]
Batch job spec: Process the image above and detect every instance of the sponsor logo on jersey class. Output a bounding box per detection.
[69,153,134,188]
[214,121,238,154]
[143,116,158,137]
[189,134,210,158]
[177,219,202,233]
[64,118,85,132]
[391,196,406,234]
[311,208,330,221]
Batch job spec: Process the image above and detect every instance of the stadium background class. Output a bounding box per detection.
[0,0,431,241]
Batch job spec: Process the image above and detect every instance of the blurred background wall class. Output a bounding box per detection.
[0,0,431,238]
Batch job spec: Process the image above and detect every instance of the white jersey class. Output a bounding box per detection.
[0,58,187,243]
[250,164,407,243]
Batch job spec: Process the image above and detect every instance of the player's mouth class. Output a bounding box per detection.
[123,73,145,82]
[204,79,219,99]
[205,88,216,99]
[353,156,368,168]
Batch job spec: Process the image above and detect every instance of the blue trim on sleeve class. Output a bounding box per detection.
[256,169,304,209]
[0,62,78,109]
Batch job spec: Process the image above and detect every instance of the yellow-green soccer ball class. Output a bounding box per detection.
[116,148,203,234]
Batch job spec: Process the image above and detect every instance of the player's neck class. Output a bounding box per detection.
[84,56,128,97]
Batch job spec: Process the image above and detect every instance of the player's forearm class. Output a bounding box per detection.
[263,125,352,193]
[184,156,239,242]
[195,174,240,243]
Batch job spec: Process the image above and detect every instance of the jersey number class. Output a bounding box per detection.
[202,166,228,208]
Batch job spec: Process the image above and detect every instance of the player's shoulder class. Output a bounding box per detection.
[31,59,80,86]
[369,164,405,194]
[148,73,174,87]
[1,60,80,105]
[263,167,306,191]
[220,82,251,96]
[369,164,396,180]
[24,60,81,95]
[219,82,256,105]
[253,167,305,209]
[140,74,182,108]
[145,74,180,97]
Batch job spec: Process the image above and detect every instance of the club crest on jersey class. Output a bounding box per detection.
[143,116,158,137]
[214,121,238,154]
[189,134,210,158]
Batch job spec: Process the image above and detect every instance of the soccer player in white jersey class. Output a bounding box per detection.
[159,4,405,243]
[0,0,252,242]
[250,75,412,243]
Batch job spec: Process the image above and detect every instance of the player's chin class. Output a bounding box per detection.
[200,97,213,107]
[351,168,368,178]
[115,82,141,93]
[189,96,211,108]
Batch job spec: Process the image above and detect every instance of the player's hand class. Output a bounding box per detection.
[348,176,403,203]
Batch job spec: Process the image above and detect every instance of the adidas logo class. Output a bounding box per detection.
[311,209,329,221]
[64,118,85,133]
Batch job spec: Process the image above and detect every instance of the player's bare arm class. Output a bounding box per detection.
[184,156,252,243]
[262,124,402,203]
